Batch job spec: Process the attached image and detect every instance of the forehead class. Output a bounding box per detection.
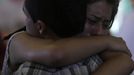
[87,1,112,20]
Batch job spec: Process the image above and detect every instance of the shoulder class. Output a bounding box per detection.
[9,31,28,43]
[8,31,30,50]
[9,31,56,56]
[10,31,55,47]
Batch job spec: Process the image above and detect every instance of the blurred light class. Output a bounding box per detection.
[110,17,121,35]
[110,0,125,36]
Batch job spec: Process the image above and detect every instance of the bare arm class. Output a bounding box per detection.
[10,32,130,67]
[10,32,109,67]
[92,51,134,75]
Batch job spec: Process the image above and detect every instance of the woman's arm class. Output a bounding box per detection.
[10,32,130,67]
[10,32,108,67]
[92,51,134,75]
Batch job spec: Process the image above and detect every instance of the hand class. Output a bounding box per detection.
[107,36,131,57]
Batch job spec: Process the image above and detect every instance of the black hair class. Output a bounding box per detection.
[87,0,119,29]
[24,0,87,37]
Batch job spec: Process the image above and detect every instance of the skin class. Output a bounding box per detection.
[9,0,134,75]
[83,1,111,36]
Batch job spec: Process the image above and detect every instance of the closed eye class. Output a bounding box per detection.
[87,17,99,25]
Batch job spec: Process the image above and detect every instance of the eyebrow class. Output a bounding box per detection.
[91,15,101,20]
[89,14,110,22]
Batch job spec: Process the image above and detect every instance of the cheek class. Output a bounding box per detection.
[85,24,109,35]
[84,22,98,32]
[84,22,110,35]
[86,24,97,33]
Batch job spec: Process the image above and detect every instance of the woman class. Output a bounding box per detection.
[2,0,134,75]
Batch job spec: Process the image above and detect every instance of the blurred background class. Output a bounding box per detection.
[0,0,26,36]
[0,0,134,60]
[111,0,134,60]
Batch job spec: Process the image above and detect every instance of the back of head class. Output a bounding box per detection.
[24,0,87,37]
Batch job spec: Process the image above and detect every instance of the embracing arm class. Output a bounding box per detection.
[91,51,134,75]
[10,32,119,67]
[10,32,130,68]
[10,32,109,67]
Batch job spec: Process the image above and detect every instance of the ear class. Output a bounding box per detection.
[36,20,47,34]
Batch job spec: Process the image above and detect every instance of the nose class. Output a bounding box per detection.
[96,25,104,35]
[91,23,105,36]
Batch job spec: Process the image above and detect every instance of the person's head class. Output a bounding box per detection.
[82,0,119,36]
[24,0,87,38]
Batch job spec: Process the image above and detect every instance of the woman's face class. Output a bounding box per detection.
[83,1,113,36]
